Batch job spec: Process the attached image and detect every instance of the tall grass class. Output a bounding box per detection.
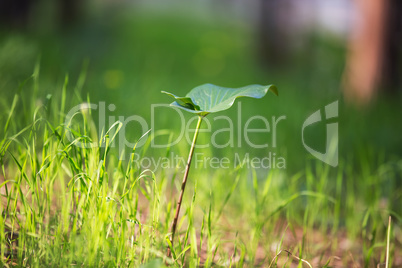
[0,68,400,267]
[1,70,161,266]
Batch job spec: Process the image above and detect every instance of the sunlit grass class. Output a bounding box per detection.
[0,68,400,267]
[0,8,401,266]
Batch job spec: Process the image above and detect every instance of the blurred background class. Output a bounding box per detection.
[1,1,402,265]
[0,0,401,172]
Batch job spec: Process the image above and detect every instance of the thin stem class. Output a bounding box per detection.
[385,216,391,268]
[168,116,203,257]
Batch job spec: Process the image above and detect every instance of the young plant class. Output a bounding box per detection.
[162,83,278,257]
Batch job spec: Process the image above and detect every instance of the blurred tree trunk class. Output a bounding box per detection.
[0,0,83,30]
[0,0,33,28]
[60,0,82,27]
[343,0,401,105]
[382,0,402,94]
[257,0,292,67]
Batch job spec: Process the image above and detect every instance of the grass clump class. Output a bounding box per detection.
[0,73,163,266]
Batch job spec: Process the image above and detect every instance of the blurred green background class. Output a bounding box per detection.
[1,1,402,265]
[1,1,401,171]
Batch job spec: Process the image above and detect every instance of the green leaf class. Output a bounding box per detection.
[161,91,200,111]
[162,83,277,116]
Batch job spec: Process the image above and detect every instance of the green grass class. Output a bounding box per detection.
[1,70,400,267]
[0,6,401,267]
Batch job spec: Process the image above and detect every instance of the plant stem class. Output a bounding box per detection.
[168,116,203,257]
[385,216,391,268]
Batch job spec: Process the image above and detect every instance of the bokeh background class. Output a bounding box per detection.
[1,0,402,265]
[1,0,401,171]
